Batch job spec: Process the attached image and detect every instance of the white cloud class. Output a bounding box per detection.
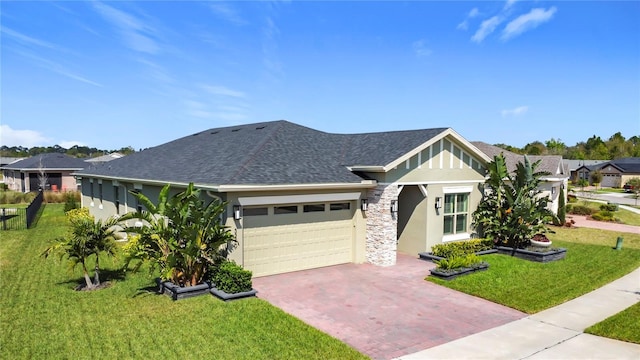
[209,3,247,25]
[501,106,529,117]
[471,16,503,43]
[502,7,557,41]
[92,2,160,54]
[412,39,432,58]
[504,0,519,10]
[0,26,57,49]
[12,50,102,87]
[184,100,214,119]
[0,125,52,147]
[201,85,246,98]
[457,8,480,30]
[59,141,88,149]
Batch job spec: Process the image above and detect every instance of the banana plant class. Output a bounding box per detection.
[120,183,236,287]
[473,154,557,253]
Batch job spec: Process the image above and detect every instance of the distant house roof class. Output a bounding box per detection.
[0,157,26,167]
[1,153,87,171]
[564,159,607,171]
[598,157,640,174]
[77,120,455,187]
[471,142,569,179]
[85,152,125,163]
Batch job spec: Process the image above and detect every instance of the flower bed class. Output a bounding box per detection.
[429,262,489,281]
[419,249,497,262]
[157,279,212,301]
[496,246,567,263]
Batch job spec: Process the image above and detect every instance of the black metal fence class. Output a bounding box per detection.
[1,191,43,230]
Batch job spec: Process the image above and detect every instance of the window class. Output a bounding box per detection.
[244,207,268,216]
[330,202,350,211]
[303,204,325,212]
[274,205,298,214]
[114,186,120,215]
[443,193,468,235]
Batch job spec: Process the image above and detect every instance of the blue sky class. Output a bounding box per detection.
[1,1,639,150]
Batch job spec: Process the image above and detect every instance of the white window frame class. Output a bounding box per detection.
[442,186,472,242]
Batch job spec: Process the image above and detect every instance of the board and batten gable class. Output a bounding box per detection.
[360,134,488,255]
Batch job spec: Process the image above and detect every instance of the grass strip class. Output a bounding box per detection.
[0,204,367,360]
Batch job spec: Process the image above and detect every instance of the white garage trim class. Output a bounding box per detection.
[238,192,361,206]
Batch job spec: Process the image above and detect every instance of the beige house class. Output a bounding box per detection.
[76,120,494,277]
[575,158,640,188]
[1,153,86,192]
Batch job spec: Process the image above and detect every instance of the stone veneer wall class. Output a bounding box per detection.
[365,184,398,266]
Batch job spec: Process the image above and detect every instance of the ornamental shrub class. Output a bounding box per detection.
[435,253,483,270]
[212,260,252,294]
[568,204,596,216]
[431,238,494,258]
[599,203,619,212]
[64,192,79,212]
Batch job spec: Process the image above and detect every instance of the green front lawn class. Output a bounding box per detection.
[428,229,640,314]
[569,200,640,226]
[0,204,367,359]
[585,302,640,344]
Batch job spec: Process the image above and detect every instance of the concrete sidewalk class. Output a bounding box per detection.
[397,268,640,360]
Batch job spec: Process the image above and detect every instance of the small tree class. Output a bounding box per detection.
[37,156,48,191]
[557,185,566,225]
[627,177,640,206]
[590,170,603,189]
[42,209,121,290]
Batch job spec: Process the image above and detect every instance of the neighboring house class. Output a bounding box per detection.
[77,120,493,277]
[0,157,26,183]
[85,152,125,164]
[1,153,87,192]
[576,158,640,188]
[471,142,570,215]
[564,159,607,183]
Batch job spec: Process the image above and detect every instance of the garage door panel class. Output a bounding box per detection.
[244,216,354,277]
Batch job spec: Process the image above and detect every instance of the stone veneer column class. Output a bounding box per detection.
[365,184,398,266]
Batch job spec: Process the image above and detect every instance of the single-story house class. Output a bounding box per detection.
[1,153,87,192]
[77,120,494,276]
[575,158,640,188]
[471,142,570,214]
[564,159,607,183]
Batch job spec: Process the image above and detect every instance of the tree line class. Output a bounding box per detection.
[0,145,137,158]
[494,132,639,160]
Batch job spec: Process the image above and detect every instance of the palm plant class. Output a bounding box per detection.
[473,154,557,253]
[120,183,236,287]
[42,213,121,289]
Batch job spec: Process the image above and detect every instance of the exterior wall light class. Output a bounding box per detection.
[390,200,398,213]
[233,205,241,220]
[361,199,369,211]
[552,187,557,195]
[435,197,442,210]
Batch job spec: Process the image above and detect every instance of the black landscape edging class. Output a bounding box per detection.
[210,287,257,301]
[429,262,489,281]
[418,249,498,262]
[496,246,567,263]
[156,279,212,301]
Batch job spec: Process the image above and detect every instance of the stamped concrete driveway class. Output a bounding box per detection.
[253,253,525,360]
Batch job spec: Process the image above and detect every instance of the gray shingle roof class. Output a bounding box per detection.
[471,142,568,178]
[607,157,640,173]
[77,120,449,186]
[1,153,87,170]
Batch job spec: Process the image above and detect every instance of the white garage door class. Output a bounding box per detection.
[243,202,354,277]
[601,174,620,188]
